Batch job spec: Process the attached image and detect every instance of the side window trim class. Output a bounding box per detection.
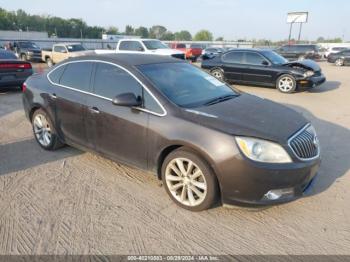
[47,60,167,117]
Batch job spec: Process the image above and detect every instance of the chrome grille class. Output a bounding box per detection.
[289,125,319,160]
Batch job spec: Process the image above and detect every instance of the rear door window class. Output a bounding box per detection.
[59,62,93,92]
[49,65,66,83]
[222,51,243,63]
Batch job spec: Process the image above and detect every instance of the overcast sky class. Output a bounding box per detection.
[1,0,348,41]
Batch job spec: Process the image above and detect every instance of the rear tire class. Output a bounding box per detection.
[335,58,344,67]
[46,58,54,68]
[276,74,297,94]
[21,54,27,61]
[161,148,219,211]
[32,109,63,151]
[210,69,224,81]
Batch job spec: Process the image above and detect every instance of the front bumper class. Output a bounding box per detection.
[298,74,326,88]
[219,155,321,206]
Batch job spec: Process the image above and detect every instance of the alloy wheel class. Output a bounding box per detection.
[165,158,207,207]
[33,114,52,147]
[278,76,294,92]
[335,59,344,66]
[212,70,223,80]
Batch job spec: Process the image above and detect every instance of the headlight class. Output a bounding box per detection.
[303,70,314,78]
[235,137,292,163]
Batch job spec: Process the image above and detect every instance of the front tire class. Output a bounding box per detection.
[32,109,63,150]
[21,54,27,61]
[162,148,219,211]
[276,74,297,93]
[210,69,224,81]
[335,58,344,67]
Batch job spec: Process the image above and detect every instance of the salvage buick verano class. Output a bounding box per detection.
[22,54,320,211]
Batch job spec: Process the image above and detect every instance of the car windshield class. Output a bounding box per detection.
[18,42,39,49]
[261,50,288,65]
[66,44,86,52]
[143,40,169,50]
[138,63,239,108]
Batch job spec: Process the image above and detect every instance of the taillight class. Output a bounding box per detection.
[0,63,32,69]
[22,82,27,92]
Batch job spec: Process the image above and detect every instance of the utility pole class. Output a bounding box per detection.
[298,23,303,43]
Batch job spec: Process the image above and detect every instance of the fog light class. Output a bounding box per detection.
[263,188,294,201]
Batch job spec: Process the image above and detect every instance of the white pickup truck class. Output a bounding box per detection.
[95,39,185,59]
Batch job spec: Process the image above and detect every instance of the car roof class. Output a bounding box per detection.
[67,53,183,67]
[55,43,82,45]
[120,39,158,42]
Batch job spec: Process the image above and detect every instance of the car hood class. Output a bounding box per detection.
[148,49,184,55]
[182,94,308,144]
[28,48,41,52]
[283,59,321,72]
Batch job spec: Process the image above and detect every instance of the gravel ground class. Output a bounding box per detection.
[0,62,349,255]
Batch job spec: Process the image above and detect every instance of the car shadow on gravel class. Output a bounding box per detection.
[305,81,341,93]
[0,88,23,118]
[0,138,81,176]
[285,104,350,198]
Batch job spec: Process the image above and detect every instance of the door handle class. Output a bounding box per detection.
[50,93,57,99]
[89,107,100,114]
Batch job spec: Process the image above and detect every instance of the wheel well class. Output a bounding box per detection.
[157,145,183,180]
[29,105,41,121]
[210,67,224,73]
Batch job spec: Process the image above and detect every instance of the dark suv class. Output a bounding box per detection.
[275,45,322,61]
[13,41,42,62]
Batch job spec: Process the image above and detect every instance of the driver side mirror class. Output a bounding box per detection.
[61,49,67,53]
[262,60,269,66]
[137,46,145,52]
[112,93,142,107]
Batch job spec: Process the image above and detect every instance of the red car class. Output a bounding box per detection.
[170,43,202,62]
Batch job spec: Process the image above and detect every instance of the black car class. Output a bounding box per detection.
[13,41,42,62]
[0,49,33,89]
[327,49,350,66]
[201,49,326,93]
[23,54,320,211]
[275,45,323,61]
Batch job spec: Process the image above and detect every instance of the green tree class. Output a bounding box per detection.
[161,31,175,41]
[149,25,167,39]
[194,30,213,41]
[125,25,134,35]
[134,26,149,38]
[106,26,118,34]
[174,30,192,41]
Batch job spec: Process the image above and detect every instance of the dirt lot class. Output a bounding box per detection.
[0,62,349,255]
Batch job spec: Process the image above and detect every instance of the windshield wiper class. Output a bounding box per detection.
[203,94,238,106]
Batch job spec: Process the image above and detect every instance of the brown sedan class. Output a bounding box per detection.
[22,54,320,211]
